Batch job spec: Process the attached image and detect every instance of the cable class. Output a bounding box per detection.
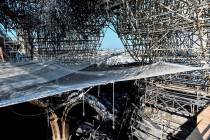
[7,103,62,117]
[8,106,47,117]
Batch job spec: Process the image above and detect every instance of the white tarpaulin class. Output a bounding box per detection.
[0,61,204,107]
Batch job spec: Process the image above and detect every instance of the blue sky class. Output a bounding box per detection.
[0,24,17,40]
[101,27,124,49]
[1,24,124,49]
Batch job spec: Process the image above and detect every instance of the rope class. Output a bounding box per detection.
[82,93,86,116]
[112,81,115,129]
[98,85,100,97]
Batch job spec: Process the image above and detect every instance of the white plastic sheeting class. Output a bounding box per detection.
[0,61,204,107]
[0,61,91,91]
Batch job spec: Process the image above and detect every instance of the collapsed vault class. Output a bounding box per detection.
[46,92,114,140]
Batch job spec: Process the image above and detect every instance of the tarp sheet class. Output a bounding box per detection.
[0,61,204,108]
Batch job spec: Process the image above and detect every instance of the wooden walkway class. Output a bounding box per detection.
[187,105,210,140]
[156,83,209,97]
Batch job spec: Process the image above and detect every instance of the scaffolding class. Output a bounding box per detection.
[0,0,210,64]
[110,0,210,64]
